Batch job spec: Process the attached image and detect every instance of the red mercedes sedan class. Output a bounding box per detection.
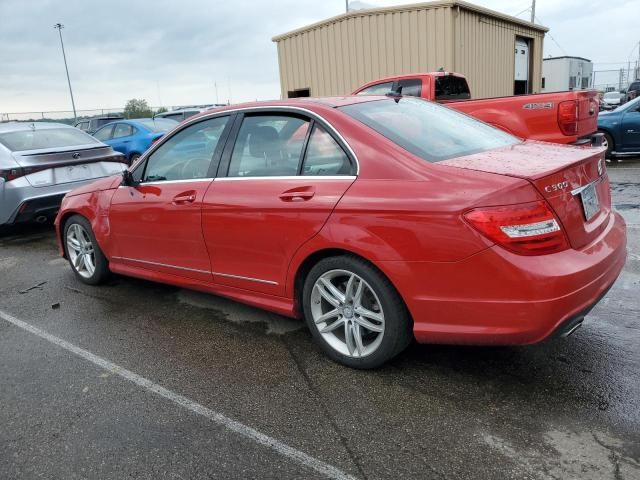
[55,96,627,368]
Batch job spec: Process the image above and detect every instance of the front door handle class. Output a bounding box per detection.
[279,187,315,202]
[172,191,197,205]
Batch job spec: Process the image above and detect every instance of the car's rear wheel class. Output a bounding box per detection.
[63,215,110,285]
[302,255,413,369]
[600,131,618,162]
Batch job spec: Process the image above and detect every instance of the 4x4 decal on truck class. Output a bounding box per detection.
[523,102,554,110]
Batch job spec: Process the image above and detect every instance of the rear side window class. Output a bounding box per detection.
[340,97,518,162]
[301,125,352,176]
[0,127,99,151]
[113,124,134,138]
[227,115,310,177]
[434,76,471,100]
[356,81,394,95]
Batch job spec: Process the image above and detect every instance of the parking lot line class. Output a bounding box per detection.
[0,309,357,480]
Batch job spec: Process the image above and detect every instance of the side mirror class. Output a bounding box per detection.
[121,169,140,187]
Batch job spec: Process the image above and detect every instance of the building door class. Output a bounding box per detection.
[514,37,530,95]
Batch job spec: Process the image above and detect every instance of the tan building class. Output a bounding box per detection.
[272,0,547,99]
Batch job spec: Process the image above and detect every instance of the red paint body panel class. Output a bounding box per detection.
[352,72,599,144]
[108,182,213,282]
[55,97,627,349]
[202,177,355,295]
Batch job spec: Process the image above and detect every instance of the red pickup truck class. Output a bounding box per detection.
[353,72,600,145]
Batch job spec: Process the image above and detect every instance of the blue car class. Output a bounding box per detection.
[597,96,640,161]
[92,118,178,164]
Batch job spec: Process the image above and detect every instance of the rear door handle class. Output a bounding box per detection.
[279,187,315,202]
[172,191,197,205]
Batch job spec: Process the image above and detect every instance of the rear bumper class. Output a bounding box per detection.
[0,177,102,225]
[571,132,604,147]
[380,211,627,345]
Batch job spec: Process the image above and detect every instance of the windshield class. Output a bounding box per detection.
[136,118,179,132]
[0,127,100,151]
[603,92,619,99]
[339,97,519,162]
[613,96,640,112]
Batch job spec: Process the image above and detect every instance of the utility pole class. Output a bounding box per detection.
[346,0,349,12]
[530,0,536,23]
[54,23,77,122]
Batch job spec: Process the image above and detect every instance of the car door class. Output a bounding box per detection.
[108,114,234,282]
[620,101,640,151]
[202,111,357,296]
[109,123,136,157]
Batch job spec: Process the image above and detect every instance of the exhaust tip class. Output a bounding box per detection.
[35,215,48,224]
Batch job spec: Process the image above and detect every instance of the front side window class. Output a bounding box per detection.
[143,116,230,182]
[301,125,352,176]
[113,123,134,138]
[356,81,394,96]
[340,97,519,162]
[93,125,113,141]
[227,115,309,177]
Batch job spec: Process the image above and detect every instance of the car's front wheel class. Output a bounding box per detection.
[302,255,413,369]
[63,215,110,285]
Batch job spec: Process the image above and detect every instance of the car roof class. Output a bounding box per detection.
[0,121,74,133]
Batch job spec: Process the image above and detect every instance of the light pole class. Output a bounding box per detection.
[54,23,77,122]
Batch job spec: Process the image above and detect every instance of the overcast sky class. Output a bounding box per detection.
[0,0,638,114]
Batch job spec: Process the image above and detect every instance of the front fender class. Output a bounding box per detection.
[55,188,118,258]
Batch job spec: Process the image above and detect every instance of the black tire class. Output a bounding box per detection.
[129,153,141,165]
[600,131,618,162]
[302,255,413,369]
[63,214,110,285]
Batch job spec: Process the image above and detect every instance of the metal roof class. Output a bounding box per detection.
[272,0,548,42]
[543,56,592,63]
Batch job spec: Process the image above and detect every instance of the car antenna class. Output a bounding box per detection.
[386,85,403,103]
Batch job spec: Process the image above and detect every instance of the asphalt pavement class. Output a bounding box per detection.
[1,159,639,480]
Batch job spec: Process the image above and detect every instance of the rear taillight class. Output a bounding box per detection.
[463,200,569,256]
[558,100,578,136]
[0,167,25,181]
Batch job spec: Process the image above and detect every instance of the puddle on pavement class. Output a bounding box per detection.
[176,289,303,335]
[482,428,640,479]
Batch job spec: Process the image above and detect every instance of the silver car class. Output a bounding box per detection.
[0,122,127,225]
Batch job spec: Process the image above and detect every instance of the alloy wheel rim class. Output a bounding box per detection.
[66,223,96,279]
[310,269,385,358]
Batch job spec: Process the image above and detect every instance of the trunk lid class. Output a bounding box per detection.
[440,141,610,250]
[12,145,126,188]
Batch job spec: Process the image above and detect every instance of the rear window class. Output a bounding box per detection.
[434,76,471,101]
[339,97,519,162]
[0,127,100,151]
[136,118,178,132]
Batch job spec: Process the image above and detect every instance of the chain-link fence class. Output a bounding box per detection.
[0,106,184,124]
[592,66,640,93]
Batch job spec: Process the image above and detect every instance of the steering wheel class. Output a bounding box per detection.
[180,156,210,179]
